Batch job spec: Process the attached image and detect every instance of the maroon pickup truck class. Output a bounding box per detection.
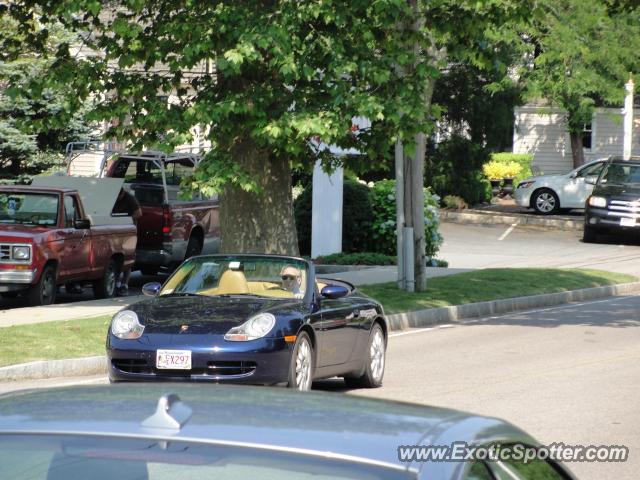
[103,151,220,275]
[0,180,137,306]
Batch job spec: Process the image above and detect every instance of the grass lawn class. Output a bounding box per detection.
[0,268,635,367]
[0,315,111,367]
[359,268,637,314]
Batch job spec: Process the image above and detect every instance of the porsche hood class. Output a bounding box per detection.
[125,295,297,335]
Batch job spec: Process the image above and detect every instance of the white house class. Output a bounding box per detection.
[513,102,640,175]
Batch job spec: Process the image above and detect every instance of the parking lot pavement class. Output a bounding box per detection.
[439,222,640,276]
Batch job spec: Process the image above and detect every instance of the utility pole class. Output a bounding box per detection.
[623,77,634,160]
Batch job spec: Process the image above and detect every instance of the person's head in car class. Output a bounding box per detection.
[280,266,303,296]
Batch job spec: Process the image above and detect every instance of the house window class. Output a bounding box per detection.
[582,123,593,150]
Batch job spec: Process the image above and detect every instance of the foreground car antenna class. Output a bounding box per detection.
[142,393,192,432]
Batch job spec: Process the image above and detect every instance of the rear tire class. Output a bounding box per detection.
[344,324,386,389]
[27,264,57,306]
[287,332,314,391]
[92,259,118,299]
[184,234,203,261]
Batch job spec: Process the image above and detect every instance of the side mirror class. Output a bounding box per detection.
[74,219,91,229]
[142,282,162,296]
[584,175,598,185]
[321,285,349,299]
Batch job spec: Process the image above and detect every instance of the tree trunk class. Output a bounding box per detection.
[219,139,299,255]
[569,131,585,169]
[412,132,427,292]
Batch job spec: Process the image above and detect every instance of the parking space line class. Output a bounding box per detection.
[498,222,518,241]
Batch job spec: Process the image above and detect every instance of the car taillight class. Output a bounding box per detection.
[162,206,172,236]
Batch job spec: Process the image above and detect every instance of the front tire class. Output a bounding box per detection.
[583,225,598,243]
[344,324,386,389]
[92,259,118,299]
[287,332,314,391]
[532,188,560,215]
[27,264,57,306]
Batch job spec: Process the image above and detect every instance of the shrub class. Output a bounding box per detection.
[442,195,468,210]
[482,161,507,180]
[502,161,522,179]
[314,252,396,265]
[427,135,492,205]
[491,153,533,185]
[294,178,373,256]
[370,179,442,260]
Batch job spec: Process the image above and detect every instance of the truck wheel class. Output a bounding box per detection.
[184,235,203,260]
[583,225,598,243]
[27,265,57,306]
[93,259,118,299]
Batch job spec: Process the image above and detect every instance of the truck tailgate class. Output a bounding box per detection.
[137,205,164,248]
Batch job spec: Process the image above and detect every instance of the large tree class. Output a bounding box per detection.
[522,0,640,168]
[3,0,532,261]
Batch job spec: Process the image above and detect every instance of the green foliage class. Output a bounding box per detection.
[342,179,373,254]
[490,153,533,184]
[294,179,373,256]
[442,195,468,210]
[370,179,442,260]
[426,135,492,206]
[0,13,97,179]
[521,0,640,162]
[314,252,396,266]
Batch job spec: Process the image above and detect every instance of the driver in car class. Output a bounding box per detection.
[280,265,304,298]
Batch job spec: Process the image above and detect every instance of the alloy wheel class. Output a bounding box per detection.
[370,328,385,383]
[295,338,312,390]
[535,192,556,213]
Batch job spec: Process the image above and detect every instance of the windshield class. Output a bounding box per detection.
[0,192,59,226]
[599,163,640,185]
[160,255,308,300]
[0,434,412,480]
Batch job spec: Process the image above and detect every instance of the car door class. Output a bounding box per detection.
[58,194,91,279]
[560,161,605,208]
[317,293,361,367]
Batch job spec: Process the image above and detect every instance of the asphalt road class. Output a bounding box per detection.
[2,293,638,479]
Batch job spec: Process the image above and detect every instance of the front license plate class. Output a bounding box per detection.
[156,349,192,370]
[620,217,636,227]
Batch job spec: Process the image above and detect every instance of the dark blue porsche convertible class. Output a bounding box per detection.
[107,254,387,390]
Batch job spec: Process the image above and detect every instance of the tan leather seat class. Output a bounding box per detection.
[217,269,250,294]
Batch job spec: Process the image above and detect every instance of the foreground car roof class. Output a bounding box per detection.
[0,384,537,475]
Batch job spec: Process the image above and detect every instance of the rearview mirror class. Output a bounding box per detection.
[74,219,91,229]
[142,282,162,296]
[321,285,349,299]
[584,175,598,185]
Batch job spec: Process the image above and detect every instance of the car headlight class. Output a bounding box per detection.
[111,310,145,339]
[12,246,30,261]
[517,181,536,189]
[224,313,276,341]
[588,196,607,208]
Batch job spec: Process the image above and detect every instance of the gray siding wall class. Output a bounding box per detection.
[513,106,640,175]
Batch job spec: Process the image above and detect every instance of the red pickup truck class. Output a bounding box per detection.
[67,144,220,275]
[0,178,137,306]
